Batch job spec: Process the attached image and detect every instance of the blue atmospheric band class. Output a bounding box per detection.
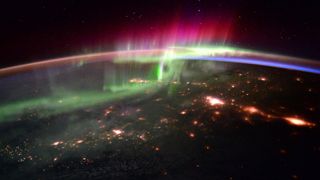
[178,56,320,74]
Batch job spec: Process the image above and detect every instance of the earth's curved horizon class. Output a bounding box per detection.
[0,46,319,179]
[1,46,320,76]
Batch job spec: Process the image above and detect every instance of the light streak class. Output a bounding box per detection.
[205,96,225,106]
[129,78,149,83]
[189,132,195,138]
[112,129,123,135]
[180,110,187,115]
[76,140,84,144]
[283,117,315,127]
[192,120,199,125]
[258,77,267,81]
[243,106,260,114]
[51,141,63,146]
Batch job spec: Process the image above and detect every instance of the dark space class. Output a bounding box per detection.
[0,0,319,68]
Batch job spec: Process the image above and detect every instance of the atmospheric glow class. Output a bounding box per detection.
[180,56,320,74]
[1,46,320,122]
[117,19,232,50]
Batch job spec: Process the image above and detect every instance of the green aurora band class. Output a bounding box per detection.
[0,45,320,122]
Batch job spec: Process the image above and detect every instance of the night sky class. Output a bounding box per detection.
[1,0,319,68]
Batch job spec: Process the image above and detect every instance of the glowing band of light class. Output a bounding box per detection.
[179,56,320,74]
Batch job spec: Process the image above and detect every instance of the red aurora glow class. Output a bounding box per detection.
[117,18,233,49]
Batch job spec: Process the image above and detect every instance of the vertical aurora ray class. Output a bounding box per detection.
[157,61,164,81]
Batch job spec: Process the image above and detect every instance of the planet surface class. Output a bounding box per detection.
[0,47,319,179]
